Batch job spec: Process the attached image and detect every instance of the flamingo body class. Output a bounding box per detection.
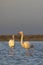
[21,41,30,49]
[8,39,14,48]
[8,35,15,48]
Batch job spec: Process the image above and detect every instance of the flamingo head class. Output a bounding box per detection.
[12,35,14,39]
[18,31,23,35]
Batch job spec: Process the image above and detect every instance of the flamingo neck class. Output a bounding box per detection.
[12,36,14,40]
[21,33,23,45]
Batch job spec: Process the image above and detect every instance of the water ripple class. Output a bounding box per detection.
[0,41,43,65]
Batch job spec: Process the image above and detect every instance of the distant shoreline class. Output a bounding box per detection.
[0,35,43,41]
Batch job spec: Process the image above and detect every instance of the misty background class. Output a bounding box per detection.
[0,0,43,34]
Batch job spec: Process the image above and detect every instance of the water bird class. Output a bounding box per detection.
[18,31,34,55]
[8,35,15,48]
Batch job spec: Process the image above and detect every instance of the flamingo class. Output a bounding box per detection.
[18,31,34,55]
[8,35,15,48]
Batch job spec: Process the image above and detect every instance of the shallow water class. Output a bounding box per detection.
[0,41,43,65]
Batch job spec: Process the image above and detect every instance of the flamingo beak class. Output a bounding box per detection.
[18,32,20,35]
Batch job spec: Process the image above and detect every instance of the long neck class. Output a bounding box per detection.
[21,33,23,45]
[12,36,14,41]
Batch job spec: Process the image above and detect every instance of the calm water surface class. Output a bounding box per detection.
[0,41,43,65]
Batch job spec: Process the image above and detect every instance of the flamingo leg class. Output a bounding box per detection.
[9,48,14,56]
[25,49,32,56]
[25,49,29,56]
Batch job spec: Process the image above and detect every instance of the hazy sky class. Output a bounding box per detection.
[0,0,43,34]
